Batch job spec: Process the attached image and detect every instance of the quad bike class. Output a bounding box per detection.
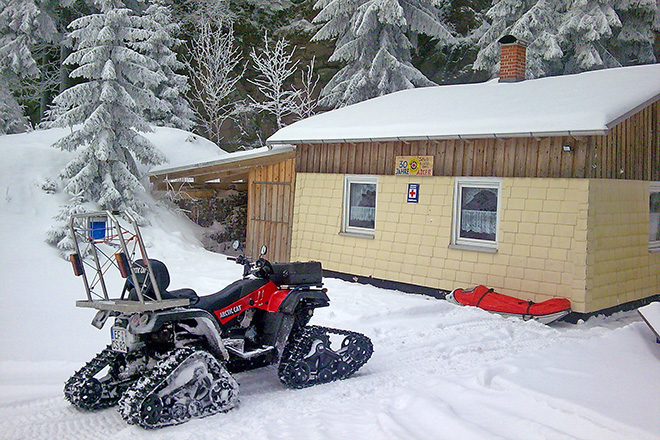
[63,211,373,429]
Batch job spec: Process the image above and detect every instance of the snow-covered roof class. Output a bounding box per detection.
[148,144,295,176]
[267,64,660,145]
[142,127,229,173]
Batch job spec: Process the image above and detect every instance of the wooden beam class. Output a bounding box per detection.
[179,189,216,198]
[190,169,250,182]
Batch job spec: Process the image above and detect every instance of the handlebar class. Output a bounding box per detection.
[227,254,272,278]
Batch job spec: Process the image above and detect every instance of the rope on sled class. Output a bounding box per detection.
[475,288,494,308]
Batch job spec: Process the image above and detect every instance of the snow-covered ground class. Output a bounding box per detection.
[1,128,659,440]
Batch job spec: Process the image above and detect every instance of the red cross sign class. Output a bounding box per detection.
[407,183,419,203]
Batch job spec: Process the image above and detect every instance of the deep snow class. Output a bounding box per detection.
[1,128,659,440]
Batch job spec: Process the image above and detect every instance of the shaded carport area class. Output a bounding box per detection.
[148,145,296,262]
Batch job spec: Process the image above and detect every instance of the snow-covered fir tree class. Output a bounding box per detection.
[594,0,656,67]
[475,0,657,78]
[558,0,624,72]
[47,0,167,251]
[0,83,28,133]
[474,0,562,78]
[0,0,58,133]
[312,0,456,108]
[140,0,194,130]
[175,0,230,31]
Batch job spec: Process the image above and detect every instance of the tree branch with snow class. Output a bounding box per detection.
[248,32,302,130]
[188,20,244,146]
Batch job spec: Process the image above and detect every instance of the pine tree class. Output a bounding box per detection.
[48,0,167,251]
[0,82,28,133]
[0,0,58,133]
[474,0,563,79]
[312,0,456,108]
[607,0,657,66]
[474,0,657,79]
[558,0,623,72]
[140,0,194,130]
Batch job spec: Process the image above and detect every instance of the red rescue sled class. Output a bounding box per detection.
[446,285,571,324]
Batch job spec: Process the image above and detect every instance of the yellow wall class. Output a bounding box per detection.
[586,180,660,311]
[292,173,659,313]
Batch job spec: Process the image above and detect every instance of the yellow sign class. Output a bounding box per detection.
[395,156,433,176]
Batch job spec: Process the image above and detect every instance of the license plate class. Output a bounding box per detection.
[111,326,128,353]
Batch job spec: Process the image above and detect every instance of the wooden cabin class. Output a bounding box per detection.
[266,44,660,315]
[149,146,297,263]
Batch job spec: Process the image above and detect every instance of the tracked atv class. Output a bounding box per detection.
[64,211,373,428]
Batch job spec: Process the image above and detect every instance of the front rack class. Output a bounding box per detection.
[69,211,189,313]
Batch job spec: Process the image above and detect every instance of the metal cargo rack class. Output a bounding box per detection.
[69,211,189,314]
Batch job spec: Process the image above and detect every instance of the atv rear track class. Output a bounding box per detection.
[279,326,373,388]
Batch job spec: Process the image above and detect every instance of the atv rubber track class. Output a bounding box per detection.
[278,325,373,389]
[64,345,126,411]
[118,347,238,429]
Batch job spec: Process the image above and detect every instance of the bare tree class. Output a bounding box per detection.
[293,55,320,121]
[189,20,244,146]
[248,32,301,130]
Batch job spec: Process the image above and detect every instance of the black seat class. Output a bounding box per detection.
[164,288,199,304]
[195,278,269,314]
[125,259,199,304]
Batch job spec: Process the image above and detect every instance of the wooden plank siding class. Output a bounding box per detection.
[247,159,296,263]
[590,100,660,181]
[295,101,660,181]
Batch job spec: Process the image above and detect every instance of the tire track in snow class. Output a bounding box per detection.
[376,377,656,440]
[0,397,127,440]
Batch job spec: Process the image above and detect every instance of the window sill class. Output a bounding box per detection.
[339,231,375,239]
[449,243,498,253]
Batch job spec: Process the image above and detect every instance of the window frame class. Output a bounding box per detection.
[650,182,660,252]
[451,177,501,252]
[342,175,378,238]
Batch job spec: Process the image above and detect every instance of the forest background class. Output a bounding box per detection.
[3,0,659,152]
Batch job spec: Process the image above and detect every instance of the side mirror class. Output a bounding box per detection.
[260,245,267,256]
[232,240,240,250]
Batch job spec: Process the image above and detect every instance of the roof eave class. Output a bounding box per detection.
[605,92,660,129]
[147,145,296,177]
[266,129,609,146]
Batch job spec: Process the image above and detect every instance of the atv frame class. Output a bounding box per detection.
[69,211,189,316]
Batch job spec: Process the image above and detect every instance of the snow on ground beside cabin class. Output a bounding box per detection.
[1,128,659,440]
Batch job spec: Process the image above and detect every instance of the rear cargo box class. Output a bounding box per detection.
[270,261,323,286]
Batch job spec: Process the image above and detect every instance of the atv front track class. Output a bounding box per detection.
[278,325,373,389]
[64,345,127,411]
[118,347,238,429]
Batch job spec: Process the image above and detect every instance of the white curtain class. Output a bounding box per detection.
[351,206,375,222]
[461,210,496,234]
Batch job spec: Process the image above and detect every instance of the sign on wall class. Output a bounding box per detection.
[407,183,419,203]
[395,156,433,176]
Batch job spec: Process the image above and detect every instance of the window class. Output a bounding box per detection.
[343,175,377,236]
[651,182,660,252]
[452,178,500,251]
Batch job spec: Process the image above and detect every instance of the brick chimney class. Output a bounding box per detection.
[498,35,527,83]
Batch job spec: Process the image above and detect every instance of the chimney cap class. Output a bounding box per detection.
[498,35,526,46]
